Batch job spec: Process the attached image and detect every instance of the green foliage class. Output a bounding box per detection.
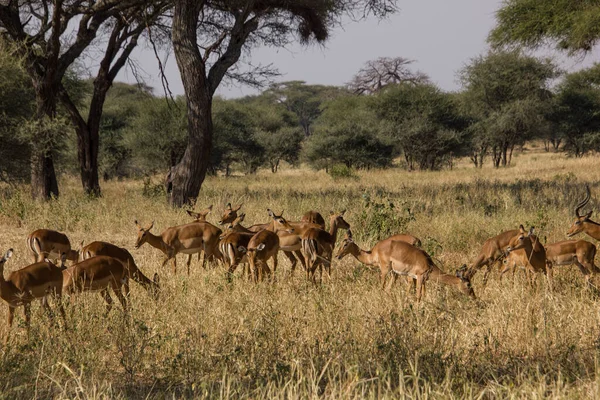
[355,194,416,241]
[328,164,359,180]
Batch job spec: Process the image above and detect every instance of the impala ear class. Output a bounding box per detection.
[340,209,346,216]
[153,273,160,285]
[60,252,68,264]
[226,202,232,210]
[207,205,213,211]
[585,210,593,220]
[238,246,247,253]
[135,220,141,229]
[2,248,13,261]
[146,221,154,231]
[279,210,284,217]
[257,243,266,251]
[186,210,199,218]
[234,204,243,211]
[528,226,535,236]
[519,224,525,233]
[238,213,246,222]
[267,208,274,217]
[329,210,335,215]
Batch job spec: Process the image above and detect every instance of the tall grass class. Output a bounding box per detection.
[0,150,599,398]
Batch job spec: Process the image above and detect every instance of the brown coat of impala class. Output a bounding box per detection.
[545,239,598,285]
[135,219,222,274]
[567,185,600,241]
[241,209,295,282]
[301,211,351,282]
[63,256,130,315]
[80,241,160,298]
[504,226,552,290]
[219,214,254,277]
[465,229,520,284]
[336,232,474,301]
[0,249,67,337]
[27,229,79,263]
[301,211,325,229]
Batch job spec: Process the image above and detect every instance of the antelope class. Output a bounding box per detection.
[464,229,521,284]
[217,203,243,226]
[240,209,295,282]
[336,231,474,301]
[185,205,213,222]
[218,214,254,277]
[503,226,552,290]
[79,241,160,298]
[27,229,79,263]
[567,185,600,241]
[134,219,222,274]
[545,239,598,286]
[0,249,67,338]
[62,256,130,315]
[301,210,351,283]
[301,211,326,229]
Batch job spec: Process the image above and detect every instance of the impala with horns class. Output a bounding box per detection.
[79,241,160,299]
[545,239,598,286]
[27,229,79,263]
[0,249,67,338]
[135,219,222,274]
[464,228,521,285]
[503,226,552,290]
[301,210,350,283]
[63,256,130,315]
[567,185,600,241]
[240,209,295,282]
[336,231,474,301]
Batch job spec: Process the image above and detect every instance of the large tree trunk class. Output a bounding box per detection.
[169,0,212,207]
[31,86,59,201]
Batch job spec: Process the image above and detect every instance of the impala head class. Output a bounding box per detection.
[506,225,534,254]
[567,185,593,237]
[0,248,13,271]
[267,209,294,234]
[336,230,357,260]
[219,203,243,225]
[134,220,154,249]
[219,214,246,239]
[330,210,350,230]
[59,252,68,270]
[187,205,213,222]
[455,265,476,299]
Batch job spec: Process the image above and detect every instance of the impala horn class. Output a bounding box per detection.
[575,185,591,218]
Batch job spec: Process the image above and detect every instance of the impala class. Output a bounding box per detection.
[0,249,67,337]
[503,226,552,290]
[80,241,159,298]
[27,229,79,263]
[464,228,521,284]
[301,210,351,283]
[186,205,213,222]
[240,209,295,282]
[567,186,600,240]
[218,203,243,226]
[135,219,222,274]
[63,256,130,315]
[545,239,598,286]
[301,211,325,229]
[218,214,254,277]
[336,231,474,301]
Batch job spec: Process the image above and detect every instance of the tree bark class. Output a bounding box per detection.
[169,0,212,207]
[31,85,59,201]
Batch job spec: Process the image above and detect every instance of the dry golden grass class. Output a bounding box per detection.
[1,147,600,398]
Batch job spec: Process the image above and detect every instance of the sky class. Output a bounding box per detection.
[117,0,599,98]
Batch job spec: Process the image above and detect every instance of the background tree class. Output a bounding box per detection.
[348,57,429,95]
[168,0,398,207]
[459,50,558,167]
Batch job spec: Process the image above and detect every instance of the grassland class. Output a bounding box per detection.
[1,147,600,398]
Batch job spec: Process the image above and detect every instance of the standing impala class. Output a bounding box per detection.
[80,241,159,298]
[336,231,474,301]
[503,226,552,290]
[301,210,351,283]
[240,209,295,282]
[135,219,222,274]
[219,214,254,277]
[545,239,598,286]
[27,229,79,263]
[217,203,243,226]
[567,185,600,240]
[0,249,67,338]
[63,256,130,315]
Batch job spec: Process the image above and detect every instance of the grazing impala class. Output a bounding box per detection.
[301,211,351,283]
[63,256,130,315]
[301,211,326,229]
[503,226,552,290]
[240,209,295,282]
[336,231,474,301]
[0,249,67,337]
[464,229,520,284]
[135,219,222,274]
[545,239,598,286]
[27,229,79,263]
[80,241,159,298]
[567,186,600,241]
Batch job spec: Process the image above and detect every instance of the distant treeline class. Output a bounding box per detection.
[2,50,600,182]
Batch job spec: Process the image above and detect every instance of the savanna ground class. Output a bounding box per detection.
[1,145,600,399]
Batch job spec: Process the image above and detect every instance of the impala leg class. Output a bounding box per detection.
[415,275,425,302]
[294,250,307,271]
[41,296,55,322]
[271,255,278,282]
[545,264,554,292]
[7,305,15,328]
[380,264,391,290]
[186,254,192,275]
[101,288,114,316]
[55,293,67,330]
[112,283,129,314]
[283,251,297,273]
[24,303,31,333]
[481,261,492,287]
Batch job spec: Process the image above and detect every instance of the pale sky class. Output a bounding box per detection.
[117,0,598,98]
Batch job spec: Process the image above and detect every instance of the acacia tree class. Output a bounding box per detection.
[168,0,398,207]
[0,0,167,199]
[348,56,429,95]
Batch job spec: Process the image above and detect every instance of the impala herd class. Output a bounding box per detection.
[0,186,599,339]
